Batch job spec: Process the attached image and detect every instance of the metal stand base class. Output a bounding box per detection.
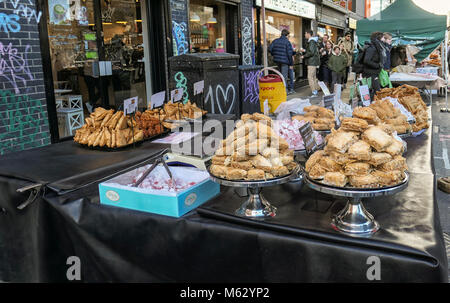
[235,187,276,218]
[331,198,379,235]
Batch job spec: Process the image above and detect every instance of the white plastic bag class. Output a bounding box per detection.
[274,98,311,121]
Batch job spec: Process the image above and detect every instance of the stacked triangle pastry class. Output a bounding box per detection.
[210,113,298,181]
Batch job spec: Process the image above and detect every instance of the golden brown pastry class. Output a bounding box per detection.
[340,117,369,132]
[326,130,359,153]
[362,126,393,152]
[319,157,342,172]
[304,105,320,112]
[344,162,371,176]
[304,111,318,118]
[369,152,392,166]
[353,107,380,125]
[210,165,227,178]
[348,140,371,161]
[226,168,247,180]
[247,169,266,180]
[379,155,408,172]
[252,113,272,124]
[348,174,380,188]
[312,123,331,131]
[323,172,348,187]
[286,162,298,172]
[327,150,355,165]
[231,160,253,171]
[308,165,327,180]
[212,155,227,165]
[271,166,289,177]
[372,170,405,186]
[377,123,396,135]
[305,150,326,172]
[385,139,404,156]
[317,107,334,119]
[250,154,273,172]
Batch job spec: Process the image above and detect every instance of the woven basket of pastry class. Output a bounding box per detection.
[74,107,144,149]
[209,113,298,181]
[292,105,335,131]
[305,124,408,189]
[351,100,412,135]
[374,85,429,132]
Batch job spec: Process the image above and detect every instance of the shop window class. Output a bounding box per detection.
[189,0,227,53]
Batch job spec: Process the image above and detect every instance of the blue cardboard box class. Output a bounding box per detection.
[99,166,220,217]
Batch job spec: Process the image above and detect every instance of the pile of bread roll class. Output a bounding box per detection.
[209,113,298,181]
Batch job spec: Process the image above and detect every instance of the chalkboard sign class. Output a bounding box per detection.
[351,97,359,109]
[299,122,317,156]
[322,94,335,110]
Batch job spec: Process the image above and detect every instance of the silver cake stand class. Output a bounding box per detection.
[398,131,412,139]
[304,172,409,236]
[209,165,301,218]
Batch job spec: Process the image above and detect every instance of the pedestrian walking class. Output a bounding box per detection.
[300,30,320,97]
[319,40,333,89]
[338,32,354,88]
[328,45,347,93]
[381,32,393,71]
[362,31,386,99]
[268,29,296,94]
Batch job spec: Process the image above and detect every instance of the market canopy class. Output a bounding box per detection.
[356,0,447,62]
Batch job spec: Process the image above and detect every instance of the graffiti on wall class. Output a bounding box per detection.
[204,84,236,114]
[0,0,42,24]
[172,21,188,56]
[0,13,21,33]
[0,42,33,94]
[243,70,260,104]
[242,17,253,66]
[0,90,47,155]
[174,71,189,104]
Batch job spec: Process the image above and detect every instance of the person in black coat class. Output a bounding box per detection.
[268,29,296,94]
[362,31,386,99]
[319,40,333,89]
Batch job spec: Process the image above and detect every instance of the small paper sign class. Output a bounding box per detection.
[193,80,204,96]
[318,81,330,96]
[171,88,184,102]
[299,122,317,155]
[351,97,359,109]
[150,91,165,109]
[358,85,371,106]
[263,99,269,115]
[322,94,335,110]
[334,84,342,102]
[124,96,138,115]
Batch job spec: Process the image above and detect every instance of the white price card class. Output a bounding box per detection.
[334,84,342,102]
[263,99,269,115]
[150,91,165,109]
[318,81,330,96]
[171,88,184,102]
[358,85,371,106]
[124,96,138,115]
[351,97,359,109]
[193,80,204,96]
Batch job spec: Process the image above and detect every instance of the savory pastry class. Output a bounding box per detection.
[252,112,272,124]
[317,107,334,119]
[353,107,380,125]
[305,150,326,172]
[304,111,318,118]
[377,123,395,135]
[319,157,342,172]
[308,164,328,180]
[385,139,404,156]
[348,140,371,161]
[313,123,332,131]
[340,117,369,132]
[286,162,298,172]
[261,147,279,159]
[210,165,227,178]
[348,174,380,188]
[270,157,284,167]
[304,105,320,112]
[271,166,289,177]
[231,160,253,171]
[326,130,358,153]
[362,126,393,152]
[242,139,269,155]
[247,169,266,180]
[344,162,371,176]
[240,113,252,122]
[372,170,405,186]
[327,150,355,165]
[369,152,392,166]
[226,168,247,180]
[379,155,408,172]
[323,172,348,187]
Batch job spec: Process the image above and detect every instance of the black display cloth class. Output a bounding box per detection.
[0,129,447,282]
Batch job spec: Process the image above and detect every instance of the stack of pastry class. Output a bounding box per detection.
[375,85,429,132]
[305,121,407,188]
[352,101,412,134]
[135,110,167,138]
[292,105,335,131]
[74,107,144,148]
[209,113,298,181]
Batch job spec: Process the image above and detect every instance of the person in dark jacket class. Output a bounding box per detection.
[328,45,347,92]
[300,30,320,96]
[362,31,386,99]
[381,32,393,71]
[319,40,333,89]
[268,29,295,94]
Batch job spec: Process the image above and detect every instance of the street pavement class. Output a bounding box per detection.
[287,83,450,281]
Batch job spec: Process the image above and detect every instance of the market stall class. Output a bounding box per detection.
[0,116,447,282]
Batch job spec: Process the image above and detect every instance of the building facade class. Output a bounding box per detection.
[0,0,366,155]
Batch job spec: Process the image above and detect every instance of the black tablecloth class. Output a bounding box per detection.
[0,129,448,282]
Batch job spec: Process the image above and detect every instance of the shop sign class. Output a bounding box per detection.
[255,0,315,19]
[349,17,357,29]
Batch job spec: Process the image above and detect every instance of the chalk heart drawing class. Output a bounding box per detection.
[242,17,253,66]
[205,84,236,114]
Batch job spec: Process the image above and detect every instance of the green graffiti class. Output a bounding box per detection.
[174,71,189,104]
[0,89,49,155]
